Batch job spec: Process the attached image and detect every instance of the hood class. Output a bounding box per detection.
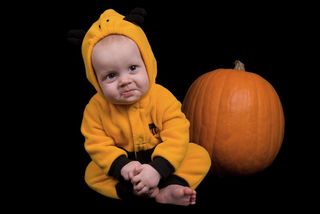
[81,9,157,95]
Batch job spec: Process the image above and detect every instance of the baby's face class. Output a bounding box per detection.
[92,35,149,105]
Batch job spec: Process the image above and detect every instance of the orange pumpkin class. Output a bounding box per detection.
[182,60,285,176]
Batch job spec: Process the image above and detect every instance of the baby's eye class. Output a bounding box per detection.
[129,65,137,71]
[105,72,117,81]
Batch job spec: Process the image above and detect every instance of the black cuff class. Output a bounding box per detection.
[108,155,132,179]
[149,157,175,179]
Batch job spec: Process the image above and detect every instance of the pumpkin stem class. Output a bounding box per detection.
[234,60,245,70]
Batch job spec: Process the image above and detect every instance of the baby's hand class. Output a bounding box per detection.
[131,164,160,195]
[120,161,142,181]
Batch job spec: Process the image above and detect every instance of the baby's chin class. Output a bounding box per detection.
[112,97,141,105]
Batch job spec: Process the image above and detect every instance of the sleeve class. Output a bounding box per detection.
[81,97,131,176]
[150,86,190,176]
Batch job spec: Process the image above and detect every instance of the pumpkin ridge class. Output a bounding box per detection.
[252,73,263,171]
[191,75,208,145]
[213,70,232,172]
[198,74,211,147]
[204,71,219,165]
[265,78,276,166]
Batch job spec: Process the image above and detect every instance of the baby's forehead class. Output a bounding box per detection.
[98,34,134,46]
[92,34,143,62]
[93,34,140,56]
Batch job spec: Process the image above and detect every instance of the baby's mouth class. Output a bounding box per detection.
[121,89,136,97]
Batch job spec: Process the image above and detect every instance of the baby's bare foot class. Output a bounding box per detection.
[155,184,196,206]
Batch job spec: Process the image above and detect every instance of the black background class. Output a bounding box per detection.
[9,0,318,212]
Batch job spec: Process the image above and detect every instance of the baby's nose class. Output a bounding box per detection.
[118,75,132,87]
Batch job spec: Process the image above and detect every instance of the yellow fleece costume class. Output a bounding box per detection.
[81,8,211,199]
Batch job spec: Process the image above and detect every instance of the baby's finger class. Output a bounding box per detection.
[135,186,149,195]
[133,182,144,192]
[133,165,143,175]
[128,171,134,180]
[131,174,141,184]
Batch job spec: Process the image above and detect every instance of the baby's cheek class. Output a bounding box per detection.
[103,86,117,98]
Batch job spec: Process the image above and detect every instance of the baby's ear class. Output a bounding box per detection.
[66,29,86,46]
[123,7,147,28]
